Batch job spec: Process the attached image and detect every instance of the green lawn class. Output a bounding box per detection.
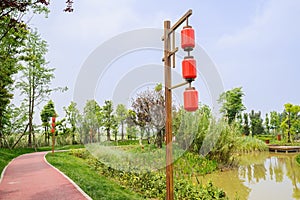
[46,152,142,200]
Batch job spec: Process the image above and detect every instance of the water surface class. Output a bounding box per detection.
[198,152,300,200]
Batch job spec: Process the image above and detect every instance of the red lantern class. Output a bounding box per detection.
[184,87,198,112]
[52,116,56,123]
[181,26,195,51]
[51,128,55,133]
[182,56,197,80]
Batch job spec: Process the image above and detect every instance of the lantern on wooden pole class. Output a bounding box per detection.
[162,9,198,200]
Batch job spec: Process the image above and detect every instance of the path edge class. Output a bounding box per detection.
[43,152,93,200]
[0,156,17,184]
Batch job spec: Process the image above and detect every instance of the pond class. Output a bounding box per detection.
[198,152,300,200]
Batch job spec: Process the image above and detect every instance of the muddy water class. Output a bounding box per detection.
[198,152,300,200]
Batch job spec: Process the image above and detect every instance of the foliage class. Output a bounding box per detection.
[249,110,264,136]
[81,100,101,143]
[46,152,141,200]
[130,84,165,146]
[243,113,250,136]
[40,100,56,145]
[233,136,268,153]
[116,104,127,140]
[16,30,56,147]
[63,101,80,144]
[206,120,239,165]
[68,149,227,199]
[270,111,281,134]
[0,16,28,147]
[102,100,117,141]
[265,113,270,134]
[218,87,245,124]
[296,154,300,166]
[0,0,49,147]
[281,103,300,143]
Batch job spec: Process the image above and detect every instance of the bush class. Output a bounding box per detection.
[233,136,268,153]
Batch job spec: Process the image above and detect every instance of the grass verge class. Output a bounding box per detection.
[0,144,84,174]
[46,152,142,200]
[0,148,36,174]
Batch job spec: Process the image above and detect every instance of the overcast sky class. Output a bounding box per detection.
[28,0,300,118]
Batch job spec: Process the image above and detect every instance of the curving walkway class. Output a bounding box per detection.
[0,152,91,200]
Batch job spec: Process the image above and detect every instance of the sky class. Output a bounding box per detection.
[27,0,300,119]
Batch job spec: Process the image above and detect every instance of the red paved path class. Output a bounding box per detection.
[0,152,90,200]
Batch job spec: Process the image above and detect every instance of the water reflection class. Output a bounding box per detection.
[198,153,300,200]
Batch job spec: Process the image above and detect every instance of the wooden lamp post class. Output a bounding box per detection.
[163,9,198,200]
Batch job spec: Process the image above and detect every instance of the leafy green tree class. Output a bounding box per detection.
[126,109,138,140]
[82,100,101,143]
[270,111,281,135]
[16,30,57,147]
[0,0,49,147]
[281,103,300,142]
[218,87,245,124]
[102,100,117,141]
[40,100,56,145]
[249,110,264,136]
[243,113,250,136]
[265,113,270,135]
[64,101,80,144]
[0,18,28,147]
[116,104,127,140]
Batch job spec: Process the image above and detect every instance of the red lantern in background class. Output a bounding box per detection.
[52,116,56,123]
[184,87,198,112]
[182,56,197,80]
[181,26,195,51]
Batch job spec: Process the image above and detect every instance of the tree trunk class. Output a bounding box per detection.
[107,128,111,141]
[121,122,124,140]
[156,129,162,148]
[288,112,291,143]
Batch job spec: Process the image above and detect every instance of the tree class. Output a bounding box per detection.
[218,87,245,124]
[16,30,65,147]
[116,104,127,140]
[0,17,28,147]
[281,103,300,143]
[243,113,250,136]
[265,113,270,135]
[0,0,49,147]
[82,100,101,143]
[270,111,280,135]
[102,100,117,141]
[64,101,80,144]
[249,110,264,136]
[130,84,165,148]
[40,100,56,145]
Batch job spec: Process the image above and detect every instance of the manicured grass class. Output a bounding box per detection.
[0,148,36,174]
[37,144,85,151]
[46,152,142,200]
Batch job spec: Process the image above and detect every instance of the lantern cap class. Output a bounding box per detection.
[183,55,194,59]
